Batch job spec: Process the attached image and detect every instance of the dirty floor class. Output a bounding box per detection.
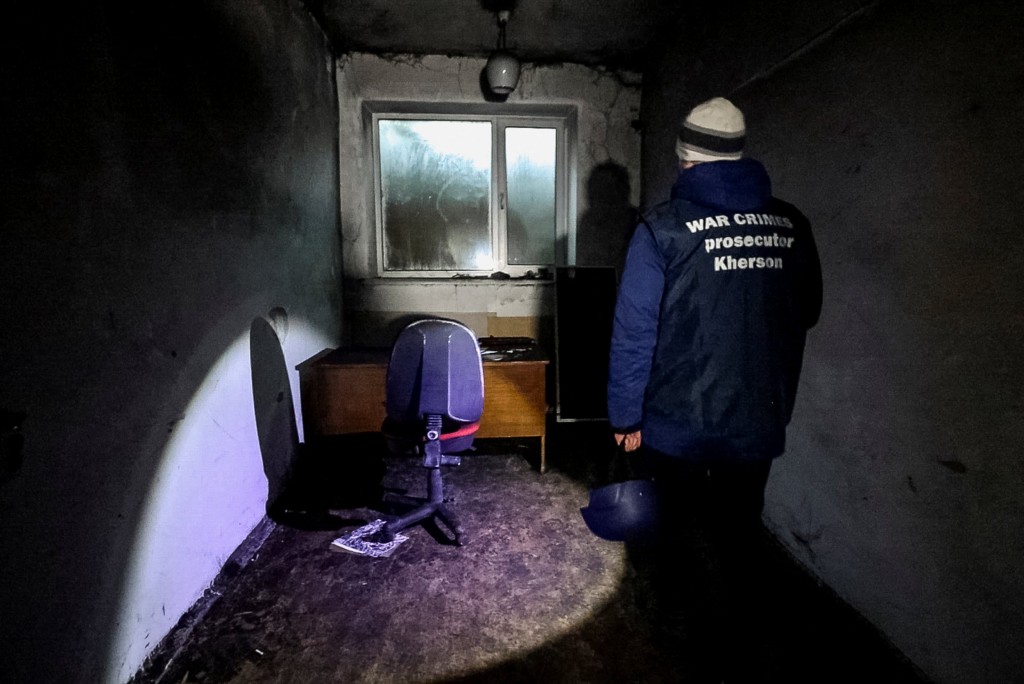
[132,423,930,684]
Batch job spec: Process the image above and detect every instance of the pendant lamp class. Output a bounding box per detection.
[485,10,520,95]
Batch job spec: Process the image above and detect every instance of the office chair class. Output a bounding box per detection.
[379,319,484,546]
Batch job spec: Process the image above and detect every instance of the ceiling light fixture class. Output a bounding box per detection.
[485,9,520,96]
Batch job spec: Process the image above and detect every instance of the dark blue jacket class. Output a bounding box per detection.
[607,159,821,461]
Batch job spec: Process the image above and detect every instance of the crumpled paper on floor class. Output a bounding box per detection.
[330,519,409,558]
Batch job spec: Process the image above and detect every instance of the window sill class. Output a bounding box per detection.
[370,269,553,282]
[348,277,554,288]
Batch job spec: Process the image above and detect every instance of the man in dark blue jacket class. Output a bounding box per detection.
[607,96,821,678]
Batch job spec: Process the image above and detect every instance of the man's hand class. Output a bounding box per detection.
[613,430,642,453]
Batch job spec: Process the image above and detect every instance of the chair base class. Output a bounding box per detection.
[381,467,467,546]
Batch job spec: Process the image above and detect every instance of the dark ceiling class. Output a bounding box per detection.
[303,0,678,70]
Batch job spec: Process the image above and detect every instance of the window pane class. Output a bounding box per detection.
[379,120,492,271]
[505,127,556,266]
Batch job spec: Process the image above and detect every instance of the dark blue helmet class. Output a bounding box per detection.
[580,479,660,542]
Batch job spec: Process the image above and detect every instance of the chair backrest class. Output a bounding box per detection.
[385,319,484,428]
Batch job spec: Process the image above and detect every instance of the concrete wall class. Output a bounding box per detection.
[0,1,341,682]
[336,53,642,349]
[639,0,871,208]
[642,1,1024,681]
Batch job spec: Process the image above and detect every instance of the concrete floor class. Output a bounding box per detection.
[132,424,931,683]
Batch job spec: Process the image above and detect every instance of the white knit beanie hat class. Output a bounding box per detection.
[675,97,746,163]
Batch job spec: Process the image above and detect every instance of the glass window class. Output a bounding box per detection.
[374,113,566,277]
[379,120,493,271]
[506,127,556,266]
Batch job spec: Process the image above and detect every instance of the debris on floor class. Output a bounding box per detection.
[330,519,409,557]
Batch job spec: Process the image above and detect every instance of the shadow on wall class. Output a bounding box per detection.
[576,161,639,275]
[249,312,299,512]
[251,310,388,532]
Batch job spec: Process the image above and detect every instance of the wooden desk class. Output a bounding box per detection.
[298,338,550,472]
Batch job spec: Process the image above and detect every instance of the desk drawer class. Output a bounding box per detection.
[477,363,547,437]
[308,365,386,436]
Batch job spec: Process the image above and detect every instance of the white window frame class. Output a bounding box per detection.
[366,102,576,279]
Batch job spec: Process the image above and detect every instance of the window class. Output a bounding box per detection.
[371,108,571,277]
